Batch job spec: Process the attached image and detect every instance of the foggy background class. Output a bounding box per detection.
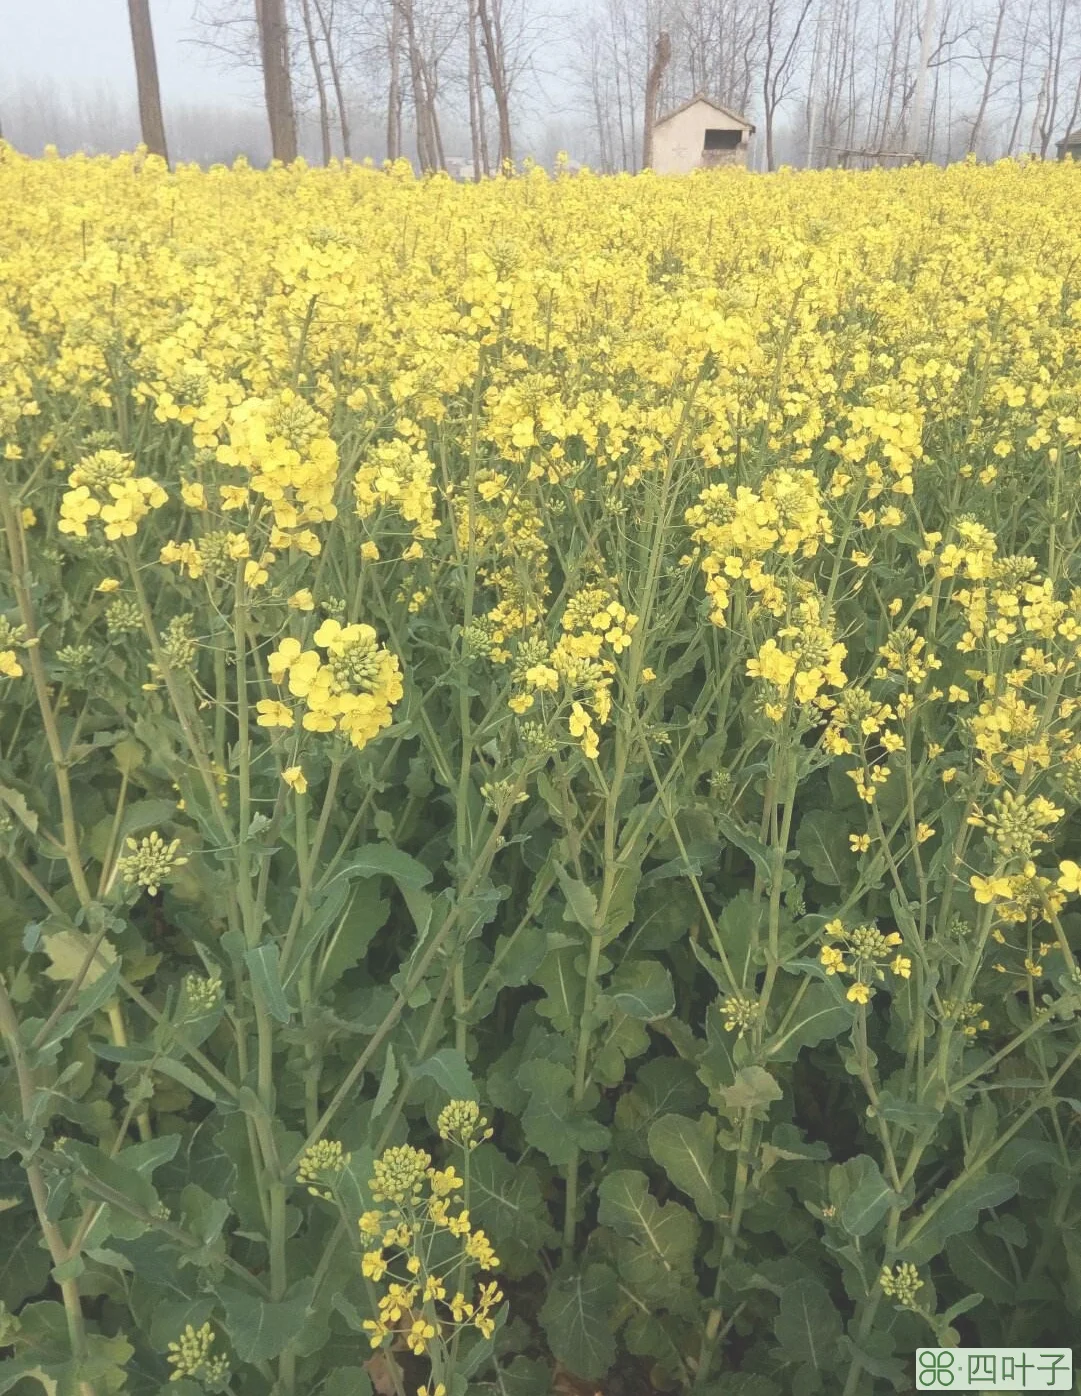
[1,0,1078,171]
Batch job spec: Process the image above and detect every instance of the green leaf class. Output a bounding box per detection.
[773,1277,842,1368]
[648,1113,720,1220]
[597,1170,699,1279]
[532,944,584,1032]
[0,1213,50,1308]
[714,812,774,885]
[244,943,291,1023]
[607,960,675,1021]
[180,1184,230,1247]
[0,784,38,835]
[324,1369,373,1396]
[326,844,432,891]
[720,1066,783,1120]
[538,1264,618,1379]
[0,1359,56,1395]
[412,1047,476,1101]
[39,928,117,986]
[152,1056,223,1105]
[371,1045,398,1121]
[216,1279,313,1363]
[904,1173,1020,1266]
[839,1155,902,1237]
[766,979,852,1062]
[553,862,598,931]
[944,1231,1016,1304]
[516,1059,609,1166]
[470,1145,557,1278]
[795,810,849,885]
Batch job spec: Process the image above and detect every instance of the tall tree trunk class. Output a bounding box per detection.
[424,62,446,170]
[909,0,936,153]
[398,0,434,169]
[476,0,512,167]
[467,0,484,179]
[256,0,298,162]
[968,0,1005,153]
[299,0,332,164]
[642,30,671,169]
[312,0,351,159]
[387,0,402,160]
[127,0,169,161]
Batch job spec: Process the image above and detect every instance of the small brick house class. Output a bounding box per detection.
[1058,130,1081,160]
[651,94,755,174]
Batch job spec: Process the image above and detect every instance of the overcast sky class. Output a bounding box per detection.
[0,0,261,111]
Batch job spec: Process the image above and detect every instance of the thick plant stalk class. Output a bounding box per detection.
[0,975,97,1396]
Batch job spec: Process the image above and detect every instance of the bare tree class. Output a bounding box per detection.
[128,0,169,160]
[256,0,299,160]
[642,29,672,165]
[467,0,490,174]
[299,0,333,161]
[311,0,353,157]
[761,0,816,167]
[476,0,513,164]
[968,0,1009,150]
[386,0,404,159]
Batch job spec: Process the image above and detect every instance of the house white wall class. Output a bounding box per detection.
[652,102,750,174]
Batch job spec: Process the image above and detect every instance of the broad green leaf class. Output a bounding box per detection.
[216,1278,313,1363]
[607,960,675,1021]
[152,1056,224,1105]
[766,979,852,1062]
[839,1155,901,1237]
[244,943,291,1023]
[720,1066,783,1120]
[538,1264,618,1379]
[553,862,598,931]
[516,1059,609,1166]
[179,1184,230,1247]
[469,1144,558,1278]
[773,1277,842,1368]
[714,812,774,885]
[0,1212,50,1309]
[904,1173,1020,1265]
[600,861,640,944]
[614,1058,707,1152]
[597,1169,699,1275]
[795,809,849,885]
[324,1370,373,1396]
[60,1139,162,1237]
[412,1047,476,1101]
[648,1113,720,1220]
[591,1010,650,1087]
[0,1360,56,1396]
[945,1232,1015,1304]
[319,891,390,987]
[532,944,584,1032]
[40,929,117,986]
[326,844,432,891]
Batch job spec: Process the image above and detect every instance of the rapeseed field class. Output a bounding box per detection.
[1,145,1081,1396]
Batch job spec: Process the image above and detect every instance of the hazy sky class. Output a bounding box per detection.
[0,0,261,110]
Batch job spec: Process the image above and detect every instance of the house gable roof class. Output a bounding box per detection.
[654,93,756,134]
[1058,129,1081,148]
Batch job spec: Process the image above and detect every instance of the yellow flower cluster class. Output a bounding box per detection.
[820,918,911,1004]
[58,449,167,541]
[357,1125,504,1359]
[264,618,403,748]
